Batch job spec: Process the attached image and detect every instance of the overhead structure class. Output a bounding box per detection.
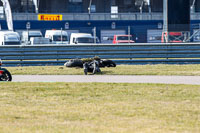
[88,0,92,14]
[1,0,13,31]
[163,0,168,42]
[191,0,196,13]
[168,0,190,32]
[33,0,39,13]
[163,0,190,43]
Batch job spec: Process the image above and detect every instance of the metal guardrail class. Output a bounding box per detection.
[1,43,200,66]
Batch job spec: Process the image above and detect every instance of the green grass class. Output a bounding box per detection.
[7,64,200,75]
[0,82,200,133]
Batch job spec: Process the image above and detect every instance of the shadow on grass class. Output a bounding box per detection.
[99,71,113,75]
[81,70,113,75]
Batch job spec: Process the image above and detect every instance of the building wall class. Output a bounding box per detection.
[93,0,110,13]
[195,0,200,12]
[39,0,51,13]
[51,0,67,13]
[1,0,198,13]
[9,0,34,13]
[150,0,163,12]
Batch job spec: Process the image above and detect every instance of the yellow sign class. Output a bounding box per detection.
[38,14,62,21]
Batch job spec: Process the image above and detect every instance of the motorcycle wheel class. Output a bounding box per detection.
[0,70,12,81]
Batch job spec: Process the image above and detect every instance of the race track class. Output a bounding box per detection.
[12,75,200,85]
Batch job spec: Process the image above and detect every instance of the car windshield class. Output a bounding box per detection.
[77,37,95,43]
[117,36,132,40]
[53,35,68,41]
[29,31,42,36]
[28,34,42,40]
[4,35,20,41]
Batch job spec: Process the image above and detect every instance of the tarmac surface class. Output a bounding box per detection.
[12,75,200,85]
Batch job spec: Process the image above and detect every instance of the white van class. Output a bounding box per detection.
[70,33,99,44]
[21,30,43,44]
[30,37,50,45]
[0,31,21,45]
[45,30,69,44]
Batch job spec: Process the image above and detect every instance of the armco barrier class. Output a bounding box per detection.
[1,43,200,66]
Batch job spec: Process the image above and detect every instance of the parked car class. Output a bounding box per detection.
[0,31,21,45]
[113,35,135,44]
[45,30,69,44]
[21,30,43,44]
[70,33,99,44]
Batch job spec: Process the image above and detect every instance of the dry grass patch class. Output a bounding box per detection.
[0,82,199,133]
[6,64,200,76]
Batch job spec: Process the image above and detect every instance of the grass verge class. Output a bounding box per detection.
[0,82,199,133]
[6,64,200,75]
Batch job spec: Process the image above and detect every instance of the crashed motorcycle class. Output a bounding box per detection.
[83,60,102,75]
[0,60,12,81]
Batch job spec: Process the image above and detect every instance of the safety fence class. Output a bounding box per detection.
[1,43,200,66]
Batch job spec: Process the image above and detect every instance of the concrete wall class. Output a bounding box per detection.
[10,13,163,21]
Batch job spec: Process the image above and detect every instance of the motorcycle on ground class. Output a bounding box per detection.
[0,59,12,81]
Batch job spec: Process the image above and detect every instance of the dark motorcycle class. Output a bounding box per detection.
[0,60,12,81]
[83,60,101,75]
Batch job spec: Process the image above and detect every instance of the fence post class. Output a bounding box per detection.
[128,26,130,44]
[93,27,96,44]
[61,28,63,44]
